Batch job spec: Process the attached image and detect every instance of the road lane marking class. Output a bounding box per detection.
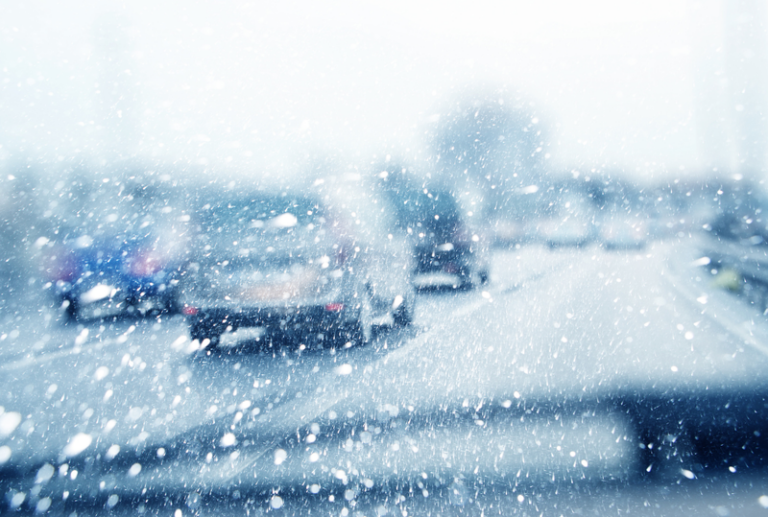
[665,258,768,358]
[0,340,111,371]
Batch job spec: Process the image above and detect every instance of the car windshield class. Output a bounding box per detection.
[6,2,768,516]
[194,193,324,256]
[395,189,461,231]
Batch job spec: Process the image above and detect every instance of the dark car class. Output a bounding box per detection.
[41,184,189,321]
[179,179,416,351]
[391,187,490,289]
[709,186,768,245]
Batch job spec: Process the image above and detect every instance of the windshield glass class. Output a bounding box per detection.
[194,193,324,256]
[396,189,461,230]
[5,2,768,516]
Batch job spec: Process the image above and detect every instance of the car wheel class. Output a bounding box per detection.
[335,291,373,347]
[392,296,414,327]
[62,296,79,323]
[333,324,366,347]
[190,322,221,350]
[460,269,481,290]
[163,293,181,314]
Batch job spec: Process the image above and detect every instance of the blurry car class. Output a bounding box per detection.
[393,187,490,289]
[600,218,648,249]
[41,188,188,321]
[648,214,685,239]
[489,217,527,247]
[179,180,416,350]
[539,217,593,247]
[709,188,768,245]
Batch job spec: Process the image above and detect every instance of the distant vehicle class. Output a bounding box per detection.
[647,215,685,239]
[489,218,527,247]
[600,218,648,249]
[539,217,593,248]
[392,188,490,289]
[179,180,415,351]
[42,189,188,321]
[709,189,768,245]
[535,191,596,248]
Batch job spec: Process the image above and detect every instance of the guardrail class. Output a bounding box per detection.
[702,240,768,313]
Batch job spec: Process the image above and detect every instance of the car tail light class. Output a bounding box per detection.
[182,306,198,316]
[325,303,345,312]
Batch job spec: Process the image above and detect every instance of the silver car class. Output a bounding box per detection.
[179,178,416,351]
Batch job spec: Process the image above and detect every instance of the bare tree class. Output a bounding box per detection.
[430,93,548,216]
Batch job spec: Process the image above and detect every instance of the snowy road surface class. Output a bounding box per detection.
[2,238,768,514]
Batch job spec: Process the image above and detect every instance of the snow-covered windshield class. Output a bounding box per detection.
[5,2,768,516]
[193,194,324,257]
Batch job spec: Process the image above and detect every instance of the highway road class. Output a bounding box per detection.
[3,237,768,515]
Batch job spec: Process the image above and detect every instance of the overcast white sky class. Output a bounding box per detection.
[0,0,756,181]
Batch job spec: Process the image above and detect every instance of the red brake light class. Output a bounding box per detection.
[182,306,198,316]
[325,303,345,312]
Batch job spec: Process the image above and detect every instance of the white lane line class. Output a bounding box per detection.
[665,260,768,358]
[0,339,113,371]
